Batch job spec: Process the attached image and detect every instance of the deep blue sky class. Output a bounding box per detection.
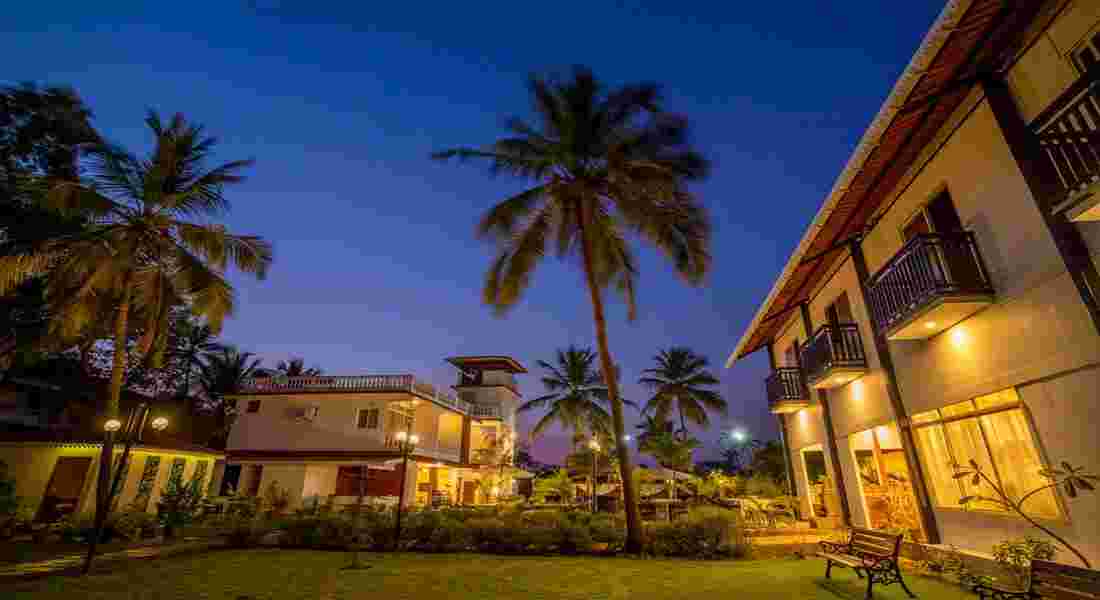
[6,1,943,463]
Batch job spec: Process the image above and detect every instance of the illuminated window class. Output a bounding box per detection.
[912,388,1059,518]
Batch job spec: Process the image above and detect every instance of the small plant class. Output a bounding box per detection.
[953,459,1096,568]
[157,472,204,538]
[264,481,291,516]
[992,537,1057,587]
[916,544,991,588]
[0,461,19,538]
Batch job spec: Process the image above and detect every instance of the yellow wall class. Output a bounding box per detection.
[1007,0,1100,123]
[0,443,222,518]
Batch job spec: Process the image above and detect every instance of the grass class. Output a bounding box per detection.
[6,549,975,600]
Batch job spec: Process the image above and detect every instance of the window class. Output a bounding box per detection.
[903,190,963,242]
[357,408,379,429]
[1071,28,1100,74]
[386,402,414,434]
[826,292,854,326]
[911,388,1059,518]
[246,399,261,414]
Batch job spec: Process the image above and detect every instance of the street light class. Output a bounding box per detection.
[84,403,168,574]
[392,430,418,549]
[588,439,601,513]
[731,429,747,443]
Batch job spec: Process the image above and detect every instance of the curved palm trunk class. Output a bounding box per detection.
[576,206,643,554]
[86,281,131,574]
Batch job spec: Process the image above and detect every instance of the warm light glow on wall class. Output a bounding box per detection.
[949,325,969,349]
[851,378,864,401]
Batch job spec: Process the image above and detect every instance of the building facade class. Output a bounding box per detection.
[728,0,1100,564]
[223,356,526,509]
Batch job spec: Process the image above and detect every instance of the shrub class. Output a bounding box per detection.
[992,538,1058,586]
[645,508,751,559]
[0,461,18,520]
[279,516,358,549]
[225,516,269,548]
[157,473,203,536]
[111,510,158,541]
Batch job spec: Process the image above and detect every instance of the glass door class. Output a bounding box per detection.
[850,423,924,540]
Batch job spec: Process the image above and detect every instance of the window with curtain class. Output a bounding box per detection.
[911,388,1059,518]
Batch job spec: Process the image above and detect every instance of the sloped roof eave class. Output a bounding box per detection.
[725,0,985,367]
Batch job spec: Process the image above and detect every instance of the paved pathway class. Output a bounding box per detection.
[0,538,222,583]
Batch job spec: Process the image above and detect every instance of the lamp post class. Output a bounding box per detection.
[83,403,168,574]
[587,439,601,513]
[392,430,418,550]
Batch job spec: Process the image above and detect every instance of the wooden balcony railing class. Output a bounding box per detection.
[800,323,867,386]
[866,232,993,336]
[1033,69,1100,210]
[765,368,808,414]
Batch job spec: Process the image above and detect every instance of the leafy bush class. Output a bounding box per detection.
[157,473,203,536]
[111,510,159,541]
[225,516,268,548]
[993,538,1058,586]
[645,508,750,559]
[279,516,358,549]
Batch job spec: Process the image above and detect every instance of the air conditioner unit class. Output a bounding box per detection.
[291,405,320,422]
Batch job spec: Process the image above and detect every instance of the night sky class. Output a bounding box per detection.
[6,1,944,463]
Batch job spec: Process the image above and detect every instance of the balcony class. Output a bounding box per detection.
[866,232,994,340]
[765,368,809,414]
[800,323,868,389]
[469,404,502,420]
[1034,70,1100,221]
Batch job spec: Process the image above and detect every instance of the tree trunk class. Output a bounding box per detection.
[107,283,133,419]
[678,404,687,441]
[576,204,643,554]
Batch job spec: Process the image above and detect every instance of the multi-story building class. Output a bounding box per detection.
[223,355,527,508]
[727,0,1100,564]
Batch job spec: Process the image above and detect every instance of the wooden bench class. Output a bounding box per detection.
[973,559,1100,600]
[817,527,915,599]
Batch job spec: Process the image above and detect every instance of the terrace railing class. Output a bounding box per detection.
[800,323,867,385]
[865,232,993,335]
[1033,69,1100,209]
[765,367,807,413]
[239,374,473,414]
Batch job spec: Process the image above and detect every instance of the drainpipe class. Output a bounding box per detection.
[848,238,941,543]
[799,303,852,528]
[766,342,798,501]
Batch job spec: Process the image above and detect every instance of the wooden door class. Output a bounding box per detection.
[38,456,92,521]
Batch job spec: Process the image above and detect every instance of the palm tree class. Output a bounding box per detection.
[519,346,614,444]
[0,111,273,421]
[433,67,711,552]
[198,346,265,445]
[169,318,224,402]
[273,357,322,377]
[639,347,727,438]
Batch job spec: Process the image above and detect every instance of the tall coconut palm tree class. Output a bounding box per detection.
[433,67,711,552]
[0,111,273,421]
[169,317,224,402]
[520,346,613,443]
[639,347,727,438]
[198,346,265,445]
[273,357,322,377]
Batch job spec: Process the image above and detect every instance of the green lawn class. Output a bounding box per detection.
[7,550,974,600]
